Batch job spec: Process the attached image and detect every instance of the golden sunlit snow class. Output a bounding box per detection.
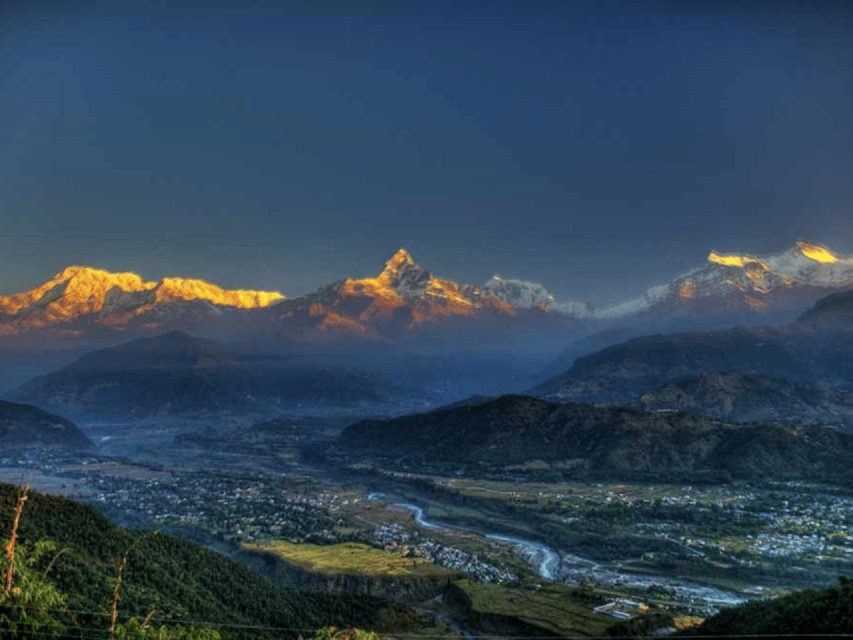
[0,266,284,332]
[797,241,839,264]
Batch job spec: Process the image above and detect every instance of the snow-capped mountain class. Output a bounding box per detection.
[482,275,594,318]
[264,248,586,343]
[596,240,853,323]
[0,266,284,337]
[3,240,851,346]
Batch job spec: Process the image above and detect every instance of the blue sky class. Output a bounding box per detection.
[1,1,851,305]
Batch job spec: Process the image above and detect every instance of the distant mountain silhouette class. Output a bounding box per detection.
[633,372,853,432]
[537,287,853,408]
[5,331,409,420]
[334,394,853,483]
[0,400,92,449]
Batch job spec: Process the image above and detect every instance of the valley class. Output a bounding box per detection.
[6,407,853,636]
[4,244,853,637]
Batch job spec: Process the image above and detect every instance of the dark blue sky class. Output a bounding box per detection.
[2,1,851,305]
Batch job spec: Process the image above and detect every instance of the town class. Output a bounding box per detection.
[4,444,853,619]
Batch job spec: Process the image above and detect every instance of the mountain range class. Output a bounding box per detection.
[0,265,284,340]
[593,239,853,324]
[333,394,853,483]
[534,289,853,429]
[3,241,852,347]
[4,331,413,421]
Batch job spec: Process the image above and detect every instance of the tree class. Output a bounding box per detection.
[113,616,222,640]
[0,539,69,638]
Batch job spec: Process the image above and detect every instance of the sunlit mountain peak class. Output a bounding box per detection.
[795,240,839,264]
[154,277,285,308]
[706,251,767,269]
[381,248,417,274]
[0,265,156,318]
[55,265,156,292]
[0,265,286,334]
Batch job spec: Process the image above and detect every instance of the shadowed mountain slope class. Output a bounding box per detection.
[4,331,409,420]
[537,285,853,406]
[0,400,93,449]
[633,373,853,431]
[334,395,853,483]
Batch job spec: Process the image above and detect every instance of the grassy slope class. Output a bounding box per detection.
[244,540,456,577]
[450,579,613,637]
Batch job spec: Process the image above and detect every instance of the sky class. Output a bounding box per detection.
[1,0,851,306]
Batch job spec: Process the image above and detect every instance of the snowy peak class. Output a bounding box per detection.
[154,277,285,308]
[706,240,853,288]
[792,240,841,264]
[0,266,154,320]
[594,240,853,322]
[483,275,593,318]
[483,275,556,309]
[382,247,417,272]
[0,266,285,335]
[375,248,432,295]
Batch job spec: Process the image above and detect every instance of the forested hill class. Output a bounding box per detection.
[0,483,385,639]
[335,394,853,483]
[679,577,853,637]
[0,400,92,449]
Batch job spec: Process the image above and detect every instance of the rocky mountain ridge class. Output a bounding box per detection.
[0,265,284,337]
[262,249,585,345]
[3,241,852,345]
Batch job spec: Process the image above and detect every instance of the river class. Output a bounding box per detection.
[393,502,561,580]
[387,499,745,609]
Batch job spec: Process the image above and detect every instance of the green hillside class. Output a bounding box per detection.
[336,394,853,483]
[0,483,386,639]
[681,576,853,637]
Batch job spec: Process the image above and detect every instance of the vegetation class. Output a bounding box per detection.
[336,394,853,483]
[446,579,613,638]
[244,541,455,577]
[681,576,853,636]
[0,482,390,639]
[311,627,383,640]
[0,538,69,638]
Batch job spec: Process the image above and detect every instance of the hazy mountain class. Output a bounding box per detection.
[795,288,853,330]
[633,373,853,432]
[334,394,853,483]
[0,400,92,449]
[0,265,284,339]
[596,240,853,325]
[536,287,853,407]
[481,275,593,318]
[4,331,411,420]
[536,326,815,404]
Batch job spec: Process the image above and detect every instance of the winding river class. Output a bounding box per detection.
[393,502,561,581]
[385,499,746,609]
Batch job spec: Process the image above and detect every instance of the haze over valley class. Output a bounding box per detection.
[4,240,853,637]
[3,0,853,637]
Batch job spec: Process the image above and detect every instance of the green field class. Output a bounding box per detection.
[244,540,457,576]
[451,579,614,637]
